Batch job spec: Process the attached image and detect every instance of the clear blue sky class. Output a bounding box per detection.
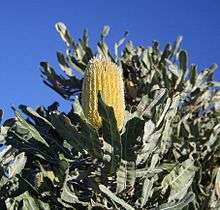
[0,0,220,119]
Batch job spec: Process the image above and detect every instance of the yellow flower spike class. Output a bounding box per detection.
[81,56,125,130]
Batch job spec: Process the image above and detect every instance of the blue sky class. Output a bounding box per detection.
[0,0,220,119]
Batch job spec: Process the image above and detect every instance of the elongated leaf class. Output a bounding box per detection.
[152,192,194,210]
[136,178,154,208]
[101,25,110,39]
[40,61,82,100]
[15,111,49,147]
[114,31,128,60]
[80,29,89,49]
[0,145,12,162]
[156,98,171,128]
[98,93,121,173]
[18,105,53,128]
[73,96,86,120]
[189,64,197,86]
[161,159,197,202]
[0,109,3,125]
[5,191,51,210]
[116,160,136,193]
[67,54,85,74]
[57,51,73,77]
[61,175,85,205]
[4,152,27,178]
[179,50,188,74]
[50,112,103,159]
[99,185,135,210]
[215,167,220,199]
[172,36,183,57]
[55,22,76,48]
[121,117,145,161]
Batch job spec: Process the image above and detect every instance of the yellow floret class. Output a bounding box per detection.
[81,56,125,130]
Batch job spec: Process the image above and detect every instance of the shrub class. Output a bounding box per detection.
[0,22,220,209]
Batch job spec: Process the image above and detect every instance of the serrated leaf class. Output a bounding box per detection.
[15,111,49,147]
[136,178,154,208]
[61,175,81,204]
[97,41,109,59]
[18,105,53,128]
[6,191,51,210]
[0,145,12,162]
[161,159,197,202]
[98,93,121,173]
[4,152,27,178]
[57,51,73,77]
[146,89,167,115]
[0,109,3,125]
[152,192,194,210]
[215,167,220,199]
[160,43,172,64]
[80,29,89,49]
[101,25,110,39]
[50,112,103,159]
[40,61,82,100]
[156,98,171,128]
[114,31,128,60]
[121,117,145,161]
[99,184,135,210]
[179,50,188,73]
[73,96,86,120]
[55,22,76,49]
[172,36,183,57]
[116,160,136,193]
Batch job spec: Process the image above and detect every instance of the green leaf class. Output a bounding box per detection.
[116,160,136,193]
[101,25,110,40]
[5,191,51,210]
[67,54,86,75]
[55,22,76,49]
[121,117,145,161]
[189,64,197,86]
[50,112,103,159]
[80,29,89,49]
[57,51,73,77]
[161,159,197,202]
[97,41,110,59]
[98,92,121,173]
[99,184,135,210]
[15,111,49,147]
[61,174,85,205]
[135,88,167,118]
[208,81,220,87]
[18,105,53,128]
[0,109,3,125]
[40,61,82,100]
[73,96,86,120]
[137,122,160,165]
[75,43,86,62]
[152,192,194,210]
[156,98,172,128]
[114,31,128,60]
[179,50,188,74]
[0,145,12,162]
[136,178,154,208]
[4,152,27,178]
[172,36,183,57]
[160,43,172,64]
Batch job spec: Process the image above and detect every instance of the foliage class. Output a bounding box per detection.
[1,22,220,209]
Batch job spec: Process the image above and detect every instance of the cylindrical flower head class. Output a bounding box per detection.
[81,56,125,130]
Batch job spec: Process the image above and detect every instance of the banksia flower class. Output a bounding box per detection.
[81,56,125,130]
